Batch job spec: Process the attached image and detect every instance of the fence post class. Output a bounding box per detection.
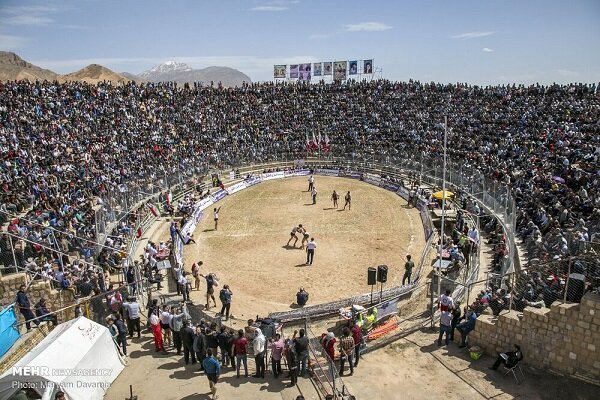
[8,234,18,272]
[563,257,572,303]
[429,279,434,328]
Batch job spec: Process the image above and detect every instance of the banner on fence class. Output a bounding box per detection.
[284,169,311,177]
[244,175,262,186]
[381,180,400,192]
[339,169,362,179]
[396,186,410,200]
[196,196,214,212]
[210,189,228,202]
[363,173,382,186]
[261,171,285,180]
[315,168,339,176]
[226,181,247,195]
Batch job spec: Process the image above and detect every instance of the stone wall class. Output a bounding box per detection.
[467,292,600,382]
[0,272,75,328]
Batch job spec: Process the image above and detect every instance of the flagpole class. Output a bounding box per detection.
[437,115,448,314]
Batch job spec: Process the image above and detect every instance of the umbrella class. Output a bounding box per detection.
[552,176,565,184]
[432,190,454,200]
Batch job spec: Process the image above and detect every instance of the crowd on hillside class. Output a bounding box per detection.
[0,79,599,278]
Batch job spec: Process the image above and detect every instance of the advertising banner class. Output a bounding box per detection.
[363,172,382,186]
[315,168,340,176]
[313,62,322,76]
[339,169,361,179]
[298,63,311,81]
[261,171,285,180]
[274,65,286,79]
[284,169,311,177]
[245,175,262,186]
[210,189,228,202]
[196,196,214,211]
[349,60,358,75]
[289,64,299,79]
[396,186,410,200]
[226,181,247,195]
[333,61,347,81]
[381,180,400,192]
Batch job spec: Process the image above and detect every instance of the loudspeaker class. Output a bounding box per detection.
[367,267,377,285]
[377,265,388,283]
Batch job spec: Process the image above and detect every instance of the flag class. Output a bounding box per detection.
[311,132,317,150]
[323,133,331,153]
[147,202,159,217]
[318,132,322,151]
[305,133,311,151]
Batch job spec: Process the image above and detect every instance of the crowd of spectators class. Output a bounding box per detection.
[1,79,598,287]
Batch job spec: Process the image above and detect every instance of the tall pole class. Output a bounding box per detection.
[436,116,448,310]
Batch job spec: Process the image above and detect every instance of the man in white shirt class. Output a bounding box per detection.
[213,207,221,230]
[438,310,453,346]
[439,289,454,311]
[311,187,318,205]
[306,238,317,266]
[178,271,190,302]
[122,297,141,338]
[468,227,480,249]
[308,175,314,192]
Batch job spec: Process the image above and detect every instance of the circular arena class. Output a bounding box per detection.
[186,175,426,316]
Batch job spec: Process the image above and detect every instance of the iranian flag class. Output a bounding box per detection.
[317,132,322,151]
[323,133,331,153]
[147,202,159,217]
[311,132,318,150]
[305,133,311,151]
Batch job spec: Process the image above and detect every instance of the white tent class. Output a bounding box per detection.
[0,316,125,400]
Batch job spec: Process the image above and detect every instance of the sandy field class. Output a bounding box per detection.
[184,176,425,317]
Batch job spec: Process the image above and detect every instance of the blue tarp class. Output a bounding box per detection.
[0,305,21,358]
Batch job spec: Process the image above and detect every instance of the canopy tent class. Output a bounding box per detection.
[432,190,454,200]
[0,317,125,400]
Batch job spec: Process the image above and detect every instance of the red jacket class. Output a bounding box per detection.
[321,334,336,360]
[351,324,362,344]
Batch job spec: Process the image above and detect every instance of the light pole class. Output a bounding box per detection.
[436,116,449,314]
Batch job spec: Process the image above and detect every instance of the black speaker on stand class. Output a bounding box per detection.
[367,267,377,304]
[377,265,388,302]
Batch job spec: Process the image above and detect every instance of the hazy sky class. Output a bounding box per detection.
[1,0,599,84]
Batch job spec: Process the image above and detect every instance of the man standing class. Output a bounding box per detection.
[193,324,207,370]
[439,289,454,311]
[285,340,298,387]
[306,237,317,266]
[252,328,267,379]
[213,207,221,230]
[149,308,165,353]
[170,305,190,355]
[331,190,339,208]
[180,320,197,365]
[219,284,233,320]
[270,333,285,378]
[16,285,39,332]
[113,314,128,356]
[200,273,218,310]
[233,329,249,378]
[293,329,309,377]
[402,254,414,285]
[308,175,314,192]
[202,349,221,400]
[343,191,351,210]
[350,320,363,367]
[311,186,318,205]
[178,271,190,302]
[338,327,355,376]
[122,296,141,339]
[437,309,452,346]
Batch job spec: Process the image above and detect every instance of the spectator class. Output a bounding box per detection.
[252,328,266,379]
[34,298,57,326]
[457,307,478,348]
[338,327,355,376]
[233,329,249,378]
[293,329,310,377]
[296,288,309,307]
[219,284,233,320]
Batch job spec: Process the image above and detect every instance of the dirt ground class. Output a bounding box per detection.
[185,176,425,317]
[106,177,599,399]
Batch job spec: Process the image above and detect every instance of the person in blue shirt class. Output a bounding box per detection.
[457,307,478,348]
[202,349,221,400]
[16,285,39,332]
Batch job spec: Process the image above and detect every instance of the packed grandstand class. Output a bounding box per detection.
[0,79,598,275]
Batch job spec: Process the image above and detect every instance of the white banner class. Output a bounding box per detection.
[315,168,340,176]
[196,196,214,211]
[284,169,311,177]
[364,173,382,186]
[226,181,247,195]
[261,171,285,180]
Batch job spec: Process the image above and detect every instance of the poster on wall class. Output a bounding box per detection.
[274,65,286,79]
[313,62,322,76]
[333,61,347,81]
[323,62,333,76]
[363,59,373,74]
[298,63,311,81]
[289,64,299,79]
[349,60,358,75]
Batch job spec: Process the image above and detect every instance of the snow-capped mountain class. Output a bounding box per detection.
[138,61,193,80]
[127,61,252,87]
